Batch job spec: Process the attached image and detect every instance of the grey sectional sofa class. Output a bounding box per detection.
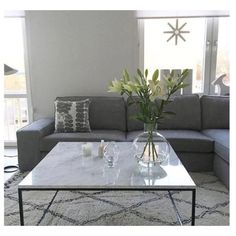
[16,95,229,188]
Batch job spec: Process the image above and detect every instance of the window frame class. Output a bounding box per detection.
[4,13,33,147]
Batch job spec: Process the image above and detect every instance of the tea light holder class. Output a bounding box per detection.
[82,143,92,157]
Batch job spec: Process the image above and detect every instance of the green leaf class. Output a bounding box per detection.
[145,69,148,78]
[134,76,141,85]
[163,76,173,87]
[180,83,190,88]
[127,100,136,106]
[170,70,175,78]
[181,69,189,78]
[137,68,144,79]
[152,69,159,82]
[135,113,146,123]
[123,84,132,92]
[123,69,130,82]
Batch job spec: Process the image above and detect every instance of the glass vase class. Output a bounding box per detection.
[132,123,170,167]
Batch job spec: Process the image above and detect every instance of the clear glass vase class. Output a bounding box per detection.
[132,123,170,167]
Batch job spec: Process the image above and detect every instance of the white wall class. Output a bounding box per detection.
[25,11,139,120]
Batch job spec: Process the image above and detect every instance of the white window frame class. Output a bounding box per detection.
[204,18,219,95]
[4,12,33,147]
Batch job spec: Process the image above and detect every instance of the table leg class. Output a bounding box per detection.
[191,189,196,226]
[18,189,24,226]
[168,191,183,225]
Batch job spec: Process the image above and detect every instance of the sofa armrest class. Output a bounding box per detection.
[17,118,55,171]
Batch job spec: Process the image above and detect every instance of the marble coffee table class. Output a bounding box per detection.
[18,142,196,226]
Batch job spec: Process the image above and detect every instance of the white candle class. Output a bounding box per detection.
[98,140,105,158]
[82,143,92,156]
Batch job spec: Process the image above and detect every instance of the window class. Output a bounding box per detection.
[215,17,230,95]
[140,15,230,95]
[4,15,31,145]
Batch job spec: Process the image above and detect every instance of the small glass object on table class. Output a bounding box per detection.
[103,141,120,168]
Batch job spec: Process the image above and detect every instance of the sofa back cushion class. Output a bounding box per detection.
[200,95,229,129]
[56,96,126,131]
[127,94,201,131]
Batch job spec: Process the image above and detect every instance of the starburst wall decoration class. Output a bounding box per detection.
[164,19,190,45]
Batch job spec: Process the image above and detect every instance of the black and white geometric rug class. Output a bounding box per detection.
[4,171,229,226]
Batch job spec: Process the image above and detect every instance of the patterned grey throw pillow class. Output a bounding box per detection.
[55,99,91,132]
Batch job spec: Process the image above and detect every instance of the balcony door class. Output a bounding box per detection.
[4,15,32,146]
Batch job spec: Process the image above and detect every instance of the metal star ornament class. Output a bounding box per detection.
[164,19,190,45]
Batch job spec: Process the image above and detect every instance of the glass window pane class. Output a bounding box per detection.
[144,18,206,93]
[215,17,230,94]
[4,18,27,94]
[4,98,29,141]
[4,74,27,94]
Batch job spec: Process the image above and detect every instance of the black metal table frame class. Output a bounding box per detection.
[18,187,196,226]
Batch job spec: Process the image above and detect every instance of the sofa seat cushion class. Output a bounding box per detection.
[40,130,126,152]
[126,130,214,153]
[201,129,229,163]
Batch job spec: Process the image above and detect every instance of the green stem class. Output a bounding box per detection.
[149,130,152,161]
[151,141,158,161]
[139,123,160,162]
[140,141,149,159]
[148,140,150,157]
[151,142,155,161]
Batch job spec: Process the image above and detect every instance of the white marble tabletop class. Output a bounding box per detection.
[19,142,196,190]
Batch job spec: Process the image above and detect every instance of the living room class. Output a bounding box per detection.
[2,0,234,231]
